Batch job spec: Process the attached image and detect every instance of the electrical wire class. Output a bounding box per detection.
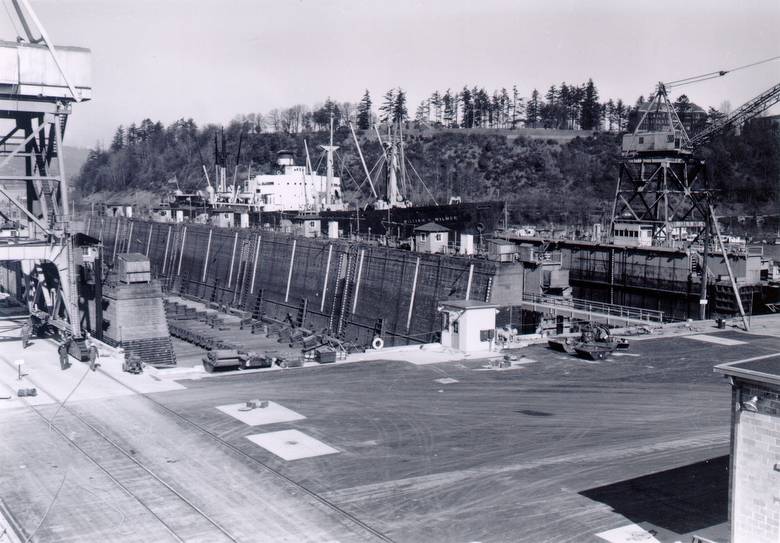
[665,54,780,88]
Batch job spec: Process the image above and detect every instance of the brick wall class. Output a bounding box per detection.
[732,379,780,543]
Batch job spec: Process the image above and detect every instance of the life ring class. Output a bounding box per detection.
[372,337,384,350]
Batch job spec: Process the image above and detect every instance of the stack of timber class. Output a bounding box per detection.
[102,278,176,368]
[164,297,309,367]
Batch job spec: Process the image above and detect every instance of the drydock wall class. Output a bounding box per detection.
[84,216,498,346]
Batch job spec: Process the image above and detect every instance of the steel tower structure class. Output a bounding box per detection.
[610,77,780,329]
[0,0,91,346]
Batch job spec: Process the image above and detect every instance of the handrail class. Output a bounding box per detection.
[521,292,665,322]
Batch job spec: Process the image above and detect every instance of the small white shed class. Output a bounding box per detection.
[414,222,449,254]
[438,299,498,353]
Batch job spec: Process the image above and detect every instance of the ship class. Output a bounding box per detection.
[153,119,504,238]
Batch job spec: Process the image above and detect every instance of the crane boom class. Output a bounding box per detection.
[690,81,780,147]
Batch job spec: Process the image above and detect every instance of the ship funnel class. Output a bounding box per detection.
[276,150,295,168]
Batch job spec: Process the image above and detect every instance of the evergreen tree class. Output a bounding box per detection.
[499,88,510,128]
[511,85,523,129]
[615,99,626,131]
[357,90,372,129]
[430,90,442,125]
[558,83,571,129]
[541,85,558,127]
[127,123,138,146]
[110,125,125,151]
[605,99,616,131]
[474,87,489,127]
[526,89,541,128]
[379,89,396,123]
[414,100,429,126]
[580,79,601,130]
[393,88,408,123]
[443,89,454,127]
[460,87,474,128]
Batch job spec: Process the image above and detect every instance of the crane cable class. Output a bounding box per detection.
[665,54,780,89]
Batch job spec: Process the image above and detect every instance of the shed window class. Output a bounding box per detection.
[480,329,495,342]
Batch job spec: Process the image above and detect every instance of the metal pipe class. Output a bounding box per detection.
[227,231,238,287]
[202,229,213,282]
[285,239,297,303]
[126,221,134,253]
[406,257,420,332]
[161,226,171,275]
[250,234,261,294]
[465,263,474,300]
[320,244,333,312]
[176,226,187,276]
[351,249,365,314]
[145,224,153,256]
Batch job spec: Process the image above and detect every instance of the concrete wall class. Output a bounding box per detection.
[731,379,780,543]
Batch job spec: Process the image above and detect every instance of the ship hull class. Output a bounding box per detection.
[253,201,505,238]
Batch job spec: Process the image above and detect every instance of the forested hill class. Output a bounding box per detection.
[74,120,779,225]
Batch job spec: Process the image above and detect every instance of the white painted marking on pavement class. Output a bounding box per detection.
[246,429,339,461]
[216,401,305,426]
[595,523,661,543]
[686,334,747,346]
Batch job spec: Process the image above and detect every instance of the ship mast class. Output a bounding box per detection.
[387,131,401,205]
[320,112,339,208]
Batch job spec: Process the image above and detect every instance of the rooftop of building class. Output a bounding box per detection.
[715,355,780,387]
[414,221,450,233]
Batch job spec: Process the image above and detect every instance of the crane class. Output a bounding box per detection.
[610,57,780,330]
[0,0,93,358]
[690,81,780,147]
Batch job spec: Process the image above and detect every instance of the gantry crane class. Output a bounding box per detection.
[0,0,92,355]
[610,58,780,329]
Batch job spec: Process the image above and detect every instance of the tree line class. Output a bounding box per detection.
[104,78,727,151]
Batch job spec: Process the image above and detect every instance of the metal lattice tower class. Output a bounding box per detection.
[0,0,91,339]
[610,83,708,248]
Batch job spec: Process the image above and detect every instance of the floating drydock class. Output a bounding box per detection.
[503,236,779,320]
[84,217,501,347]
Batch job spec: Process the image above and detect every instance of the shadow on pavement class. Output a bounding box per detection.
[580,455,729,535]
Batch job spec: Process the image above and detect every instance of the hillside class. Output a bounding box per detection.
[73,120,780,226]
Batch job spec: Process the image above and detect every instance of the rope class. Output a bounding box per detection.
[335,151,360,191]
[666,54,780,88]
[23,470,68,543]
[48,364,91,431]
[406,158,439,206]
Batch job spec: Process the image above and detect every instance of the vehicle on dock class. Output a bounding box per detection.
[548,325,629,360]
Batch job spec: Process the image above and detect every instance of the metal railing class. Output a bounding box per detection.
[521,292,665,323]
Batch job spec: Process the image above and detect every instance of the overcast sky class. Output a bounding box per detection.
[11,0,780,148]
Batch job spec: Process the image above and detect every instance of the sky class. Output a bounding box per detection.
[7,0,780,148]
